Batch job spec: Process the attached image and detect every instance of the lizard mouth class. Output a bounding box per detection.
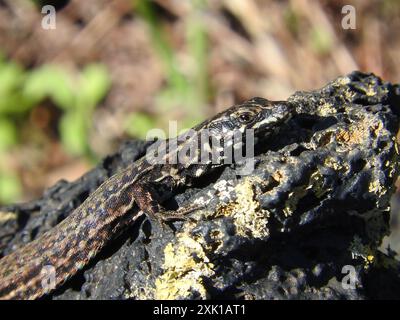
[253,102,294,131]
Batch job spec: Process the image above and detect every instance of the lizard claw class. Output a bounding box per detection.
[145,203,205,234]
[163,202,205,221]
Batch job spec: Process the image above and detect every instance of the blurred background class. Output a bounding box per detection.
[0,0,399,253]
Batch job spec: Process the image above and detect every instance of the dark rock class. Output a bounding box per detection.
[1,71,400,299]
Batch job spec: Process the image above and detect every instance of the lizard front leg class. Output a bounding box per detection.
[131,183,201,225]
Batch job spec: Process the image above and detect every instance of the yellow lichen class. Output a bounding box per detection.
[368,180,387,197]
[155,179,270,299]
[371,121,383,137]
[366,87,376,97]
[231,179,270,238]
[324,157,346,172]
[336,127,365,146]
[350,236,376,269]
[283,170,329,216]
[388,163,397,178]
[271,170,284,184]
[319,102,336,116]
[0,211,17,223]
[215,179,270,238]
[155,234,215,300]
[343,88,356,102]
[335,116,396,186]
[337,76,351,86]
[367,255,375,264]
[335,117,386,148]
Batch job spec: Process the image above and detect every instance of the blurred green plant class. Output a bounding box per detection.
[24,63,110,157]
[381,0,400,17]
[310,27,333,55]
[284,6,300,37]
[0,54,110,203]
[124,112,157,139]
[127,0,210,139]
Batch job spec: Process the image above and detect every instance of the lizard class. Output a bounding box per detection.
[0,97,295,299]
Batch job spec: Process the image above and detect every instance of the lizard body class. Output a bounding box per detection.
[0,98,294,299]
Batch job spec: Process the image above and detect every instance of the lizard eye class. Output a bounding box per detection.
[238,112,254,124]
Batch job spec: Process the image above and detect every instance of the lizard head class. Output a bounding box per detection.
[147,97,295,169]
[201,97,295,138]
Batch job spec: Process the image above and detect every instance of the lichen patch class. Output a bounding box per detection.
[319,102,336,116]
[368,180,387,197]
[0,211,17,223]
[336,127,365,146]
[213,179,270,239]
[155,233,215,300]
[335,116,386,148]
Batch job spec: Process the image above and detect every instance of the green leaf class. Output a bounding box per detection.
[59,111,88,156]
[0,93,34,115]
[124,112,157,139]
[77,64,110,109]
[0,118,18,150]
[23,65,75,110]
[0,61,24,96]
[0,170,22,204]
[0,61,34,114]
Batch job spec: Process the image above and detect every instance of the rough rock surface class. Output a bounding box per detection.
[1,71,400,299]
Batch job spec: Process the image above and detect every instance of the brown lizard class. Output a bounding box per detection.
[0,97,295,299]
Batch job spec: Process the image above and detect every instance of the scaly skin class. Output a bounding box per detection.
[0,98,295,299]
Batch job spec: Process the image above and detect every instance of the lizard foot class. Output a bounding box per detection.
[145,203,205,234]
[160,203,204,222]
